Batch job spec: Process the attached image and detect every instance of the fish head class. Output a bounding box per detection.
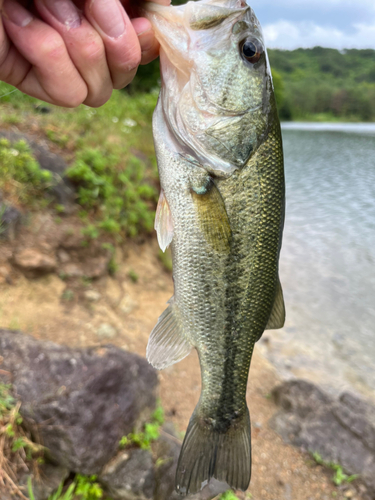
[146,0,276,177]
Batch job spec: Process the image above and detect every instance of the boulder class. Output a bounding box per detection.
[0,199,22,241]
[271,380,375,495]
[100,449,155,500]
[13,248,57,277]
[0,330,158,475]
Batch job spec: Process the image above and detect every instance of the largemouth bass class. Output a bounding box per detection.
[145,0,285,494]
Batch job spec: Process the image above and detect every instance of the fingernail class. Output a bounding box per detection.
[138,29,154,53]
[43,0,81,29]
[90,0,126,39]
[3,0,33,27]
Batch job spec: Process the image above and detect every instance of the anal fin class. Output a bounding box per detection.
[265,278,285,330]
[147,300,192,370]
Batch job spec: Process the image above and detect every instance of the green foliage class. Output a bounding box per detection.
[62,289,75,301]
[75,474,104,499]
[28,475,104,500]
[128,269,139,283]
[268,48,375,121]
[0,138,53,204]
[311,452,359,486]
[67,148,157,237]
[219,491,240,500]
[120,403,164,451]
[0,383,15,417]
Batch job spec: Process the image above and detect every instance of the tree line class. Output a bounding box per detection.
[269,47,375,121]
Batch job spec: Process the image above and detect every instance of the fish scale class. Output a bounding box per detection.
[145,0,286,494]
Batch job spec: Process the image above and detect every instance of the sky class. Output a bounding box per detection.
[248,0,375,50]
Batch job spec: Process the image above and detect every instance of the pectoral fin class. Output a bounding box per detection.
[265,279,285,330]
[155,189,174,252]
[191,181,231,254]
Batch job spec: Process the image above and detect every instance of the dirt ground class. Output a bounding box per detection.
[0,238,367,500]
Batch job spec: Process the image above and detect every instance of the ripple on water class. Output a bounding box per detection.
[264,124,375,400]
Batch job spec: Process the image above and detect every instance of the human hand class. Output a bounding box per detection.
[0,0,170,107]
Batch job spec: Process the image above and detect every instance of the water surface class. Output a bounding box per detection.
[259,123,375,400]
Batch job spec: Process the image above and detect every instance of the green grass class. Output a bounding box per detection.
[0,83,159,238]
[119,403,164,451]
[219,491,241,500]
[311,452,359,486]
[0,138,53,206]
[28,474,107,500]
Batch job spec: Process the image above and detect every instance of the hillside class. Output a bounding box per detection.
[268,47,375,122]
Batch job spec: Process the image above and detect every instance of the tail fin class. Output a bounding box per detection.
[175,408,251,495]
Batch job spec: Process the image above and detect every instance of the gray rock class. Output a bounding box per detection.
[13,248,57,277]
[100,449,155,500]
[84,290,102,302]
[96,323,117,339]
[153,424,181,500]
[0,201,22,241]
[20,463,69,500]
[271,380,375,495]
[0,329,158,475]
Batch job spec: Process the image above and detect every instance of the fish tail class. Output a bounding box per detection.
[175,406,251,495]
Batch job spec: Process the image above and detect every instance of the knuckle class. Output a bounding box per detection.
[124,51,142,72]
[80,38,104,65]
[116,45,141,73]
[39,33,66,60]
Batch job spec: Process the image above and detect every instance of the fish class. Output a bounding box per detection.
[144,0,286,495]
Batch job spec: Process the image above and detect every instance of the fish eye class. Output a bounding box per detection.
[240,38,263,64]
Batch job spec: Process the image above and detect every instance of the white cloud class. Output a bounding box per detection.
[263,20,375,49]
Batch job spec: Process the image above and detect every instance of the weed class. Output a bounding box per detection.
[67,148,157,238]
[102,243,118,276]
[54,204,65,214]
[8,317,20,330]
[62,289,75,301]
[128,269,139,283]
[219,491,240,500]
[311,452,359,486]
[119,403,164,451]
[81,224,100,240]
[0,138,53,206]
[28,474,104,500]
[75,474,104,499]
[0,383,45,496]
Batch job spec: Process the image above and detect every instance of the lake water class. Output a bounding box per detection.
[258,123,375,401]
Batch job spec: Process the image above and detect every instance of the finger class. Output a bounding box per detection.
[34,0,112,107]
[131,17,159,66]
[0,0,11,71]
[84,0,141,90]
[149,0,171,4]
[2,0,87,106]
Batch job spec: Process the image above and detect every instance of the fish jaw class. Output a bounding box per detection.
[145,0,274,177]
